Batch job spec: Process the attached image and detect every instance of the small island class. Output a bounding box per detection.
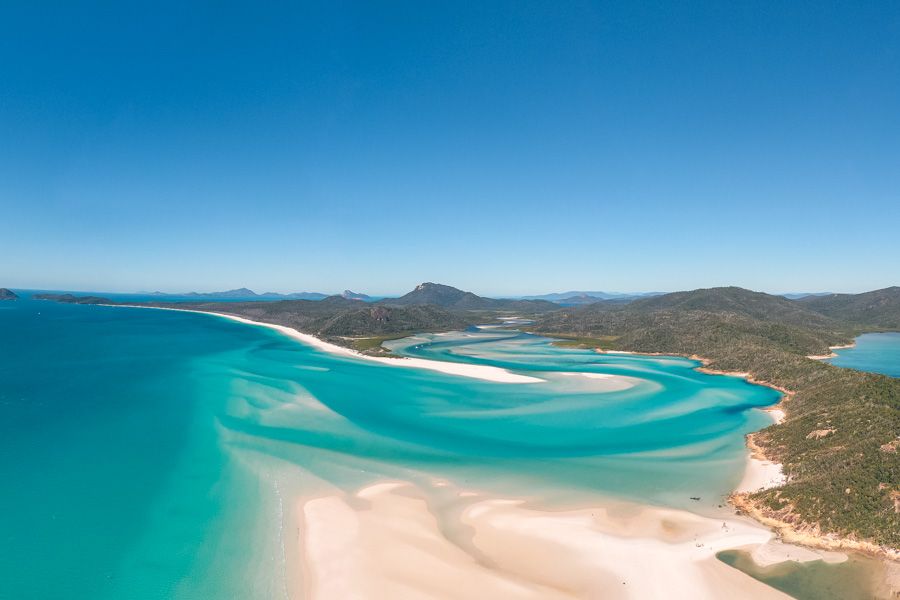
[0,288,19,300]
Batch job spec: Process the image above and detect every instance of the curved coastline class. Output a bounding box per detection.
[108,304,544,384]
[593,347,900,564]
[101,303,896,594]
[124,303,793,504]
[807,343,856,361]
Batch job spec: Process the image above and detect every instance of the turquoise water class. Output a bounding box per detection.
[0,294,781,598]
[827,332,900,377]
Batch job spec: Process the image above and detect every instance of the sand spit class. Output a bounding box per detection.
[111,305,544,384]
[807,343,856,360]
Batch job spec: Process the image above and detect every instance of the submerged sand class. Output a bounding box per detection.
[296,479,802,600]
[115,304,844,598]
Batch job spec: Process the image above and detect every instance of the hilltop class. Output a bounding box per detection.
[380,282,557,311]
[341,290,371,301]
[626,286,838,329]
[175,297,471,350]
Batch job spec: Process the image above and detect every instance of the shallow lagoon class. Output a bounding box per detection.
[1,297,786,598]
[717,549,892,600]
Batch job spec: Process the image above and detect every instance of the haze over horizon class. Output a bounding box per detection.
[3,2,898,295]
[6,281,894,300]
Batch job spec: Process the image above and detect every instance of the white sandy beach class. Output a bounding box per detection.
[807,342,856,360]
[296,480,806,600]
[736,409,787,493]
[736,456,786,494]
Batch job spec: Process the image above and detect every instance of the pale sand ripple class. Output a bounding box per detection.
[297,481,793,600]
[299,484,574,599]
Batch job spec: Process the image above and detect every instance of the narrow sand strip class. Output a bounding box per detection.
[735,458,786,494]
[766,408,786,424]
[807,342,855,360]
[298,481,793,600]
[736,410,787,493]
[111,305,544,384]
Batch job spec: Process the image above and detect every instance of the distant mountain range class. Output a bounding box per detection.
[141,288,330,300]
[519,291,666,305]
[143,287,841,305]
[525,290,841,304]
[780,292,833,300]
[554,294,636,306]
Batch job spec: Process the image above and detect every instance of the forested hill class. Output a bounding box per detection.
[531,286,900,553]
[176,297,473,344]
[628,286,839,329]
[800,286,900,329]
[379,282,557,311]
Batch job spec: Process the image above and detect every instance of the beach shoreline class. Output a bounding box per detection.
[108,304,544,384]
[806,342,856,360]
[193,311,870,571]
[735,414,787,494]
[591,345,897,561]
[586,347,900,556]
[728,493,900,562]
[104,305,898,576]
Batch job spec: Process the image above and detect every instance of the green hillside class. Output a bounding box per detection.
[533,287,900,551]
[800,287,900,329]
[380,282,558,312]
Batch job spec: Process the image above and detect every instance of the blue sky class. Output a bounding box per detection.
[2,1,898,296]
